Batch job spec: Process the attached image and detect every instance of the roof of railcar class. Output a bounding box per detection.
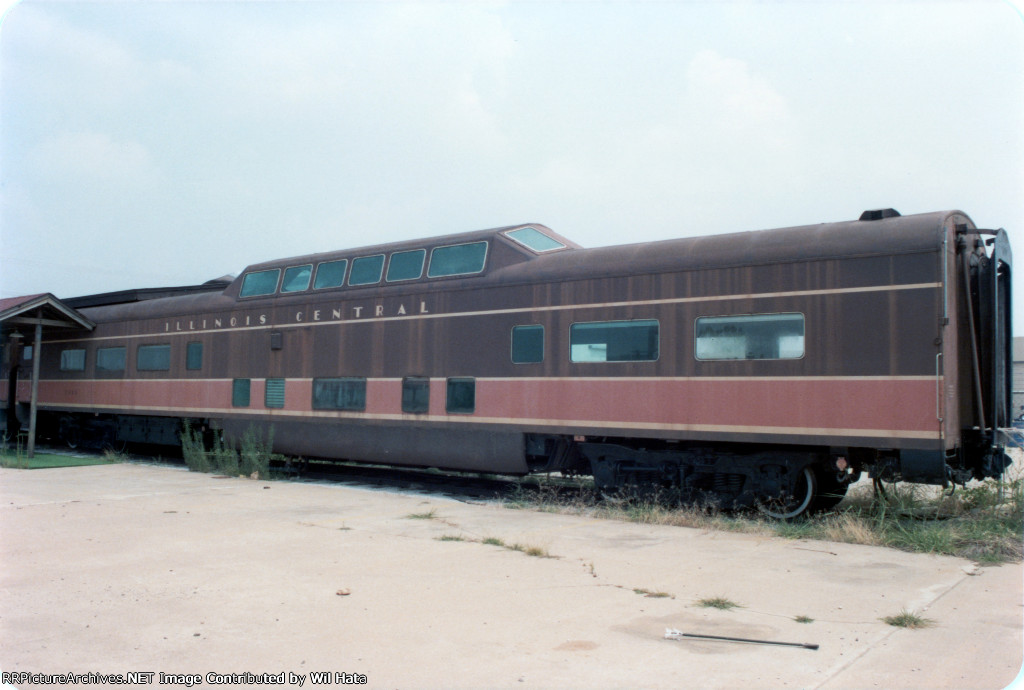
[499,209,966,283]
[71,209,970,320]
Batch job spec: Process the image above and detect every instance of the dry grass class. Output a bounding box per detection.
[881,610,935,629]
[501,458,1024,565]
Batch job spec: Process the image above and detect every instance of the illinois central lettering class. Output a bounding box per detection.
[164,300,432,333]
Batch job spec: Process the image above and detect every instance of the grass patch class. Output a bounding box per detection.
[437,534,466,542]
[509,543,553,558]
[634,588,673,598]
[696,596,740,610]
[405,509,438,520]
[499,469,1024,565]
[1,448,121,470]
[881,610,934,629]
[794,615,814,624]
[474,536,555,558]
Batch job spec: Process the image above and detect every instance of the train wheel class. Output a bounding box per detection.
[811,470,851,512]
[757,466,817,519]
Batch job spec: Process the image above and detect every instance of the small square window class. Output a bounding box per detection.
[446,378,475,414]
[232,379,251,407]
[512,325,544,364]
[401,377,430,414]
[186,342,203,370]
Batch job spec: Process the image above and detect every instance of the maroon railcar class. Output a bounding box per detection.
[2,209,1012,517]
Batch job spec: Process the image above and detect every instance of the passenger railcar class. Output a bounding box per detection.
[1,208,1012,517]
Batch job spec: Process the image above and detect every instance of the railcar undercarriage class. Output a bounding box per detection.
[525,434,861,519]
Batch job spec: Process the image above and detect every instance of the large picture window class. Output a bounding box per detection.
[281,265,313,293]
[386,249,426,282]
[60,349,86,371]
[428,242,488,277]
[314,260,348,289]
[137,344,171,371]
[349,255,385,286]
[312,378,367,411]
[695,313,805,360]
[96,347,126,372]
[239,269,280,297]
[570,320,659,363]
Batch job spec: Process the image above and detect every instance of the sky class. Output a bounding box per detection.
[0,0,1022,323]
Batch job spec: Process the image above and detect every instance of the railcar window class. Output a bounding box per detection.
[232,379,251,407]
[96,347,126,372]
[239,269,281,297]
[570,320,659,363]
[504,227,566,253]
[313,259,348,290]
[386,249,426,282]
[695,313,805,360]
[265,378,286,408]
[349,254,385,286]
[511,325,544,364]
[60,349,86,371]
[186,342,203,370]
[402,377,430,414]
[446,378,475,414]
[312,377,367,411]
[281,265,313,293]
[137,344,171,371]
[427,242,488,277]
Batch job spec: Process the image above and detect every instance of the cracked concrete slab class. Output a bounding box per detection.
[1,464,1020,689]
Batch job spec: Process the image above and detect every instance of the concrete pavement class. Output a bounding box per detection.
[1,463,1021,689]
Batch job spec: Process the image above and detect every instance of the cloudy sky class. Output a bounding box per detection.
[1,1,1022,320]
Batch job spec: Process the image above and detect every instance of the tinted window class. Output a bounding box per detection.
[695,313,805,360]
[60,349,86,371]
[511,325,544,364]
[265,378,286,408]
[349,255,385,286]
[312,378,367,411]
[186,342,203,370]
[428,242,488,277]
[386,249,426,282]
[96,347,126,372]
[446,378,475,414]
[314,260,348,289]
[402,377,430,414]
[505,227,566,252]
[239,269,280,297]
[137,344,171,371]
[232,379,251,407]
[570,320,659,363]
[281,265,313,293]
